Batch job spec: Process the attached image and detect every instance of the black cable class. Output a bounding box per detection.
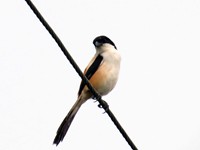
[24,0,138,149]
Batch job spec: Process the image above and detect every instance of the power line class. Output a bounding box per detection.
[24,1,138,149]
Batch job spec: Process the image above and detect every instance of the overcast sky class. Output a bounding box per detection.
[1,0,200,150]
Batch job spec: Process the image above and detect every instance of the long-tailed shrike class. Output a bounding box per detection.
[53,35,121,145]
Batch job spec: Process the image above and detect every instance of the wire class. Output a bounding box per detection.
[24,0,138,149]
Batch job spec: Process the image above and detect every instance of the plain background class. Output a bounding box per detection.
[0,0,200,150]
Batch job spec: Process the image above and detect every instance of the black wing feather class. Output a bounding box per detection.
[78,55,103,96]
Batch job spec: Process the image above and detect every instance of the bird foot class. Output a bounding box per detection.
[98,100,109,113]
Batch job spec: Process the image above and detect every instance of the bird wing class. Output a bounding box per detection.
[78,54,103,96]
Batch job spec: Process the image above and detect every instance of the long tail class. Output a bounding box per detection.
[53,97,84,145]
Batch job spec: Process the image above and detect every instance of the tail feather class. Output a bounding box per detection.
[53,98,83,145]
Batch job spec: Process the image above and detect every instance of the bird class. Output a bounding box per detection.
[53,35,121,145]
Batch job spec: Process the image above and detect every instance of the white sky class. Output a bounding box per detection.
[1,0,200,150]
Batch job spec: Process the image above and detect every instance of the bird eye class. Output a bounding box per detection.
[95,41,102,47]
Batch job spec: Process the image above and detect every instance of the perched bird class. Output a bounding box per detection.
[53,35,121,145]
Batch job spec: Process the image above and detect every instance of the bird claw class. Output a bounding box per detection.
[98,100,109,113]
[92,95,96,100]
[98,103,102,108]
